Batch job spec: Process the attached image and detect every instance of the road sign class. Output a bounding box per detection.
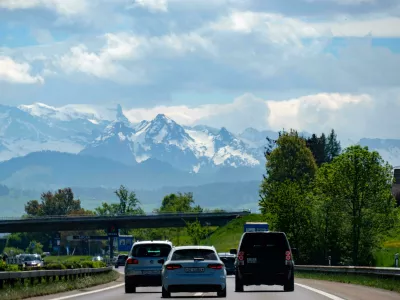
[118,236,133,252]
[107,224,119,237]
[31,242,35,249]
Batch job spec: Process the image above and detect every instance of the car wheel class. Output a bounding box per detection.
[235,273,244,292]
[217,287,227,297]
[284,274,294,292]
[125,284,136,293]
[162,286,170,298]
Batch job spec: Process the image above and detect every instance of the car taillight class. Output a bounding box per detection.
[126,258,139,264]
[285,251,292,261]
[208,264,223,270]
[238,251,244,261]
[166,264,182,270]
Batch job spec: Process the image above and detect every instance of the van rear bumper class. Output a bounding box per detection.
[237,267,293,286]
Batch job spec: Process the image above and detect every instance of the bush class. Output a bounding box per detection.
[0,260,20,272]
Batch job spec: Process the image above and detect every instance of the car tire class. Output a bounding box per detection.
[217,287,227,297]
[235,273,244,292]
[162,286,170,298]
[125,284,136,293]
[284,274,295,292]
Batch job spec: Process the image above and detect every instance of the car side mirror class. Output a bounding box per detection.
[158,259,165,264]
[229,249,237,255]
[291,248,298,257]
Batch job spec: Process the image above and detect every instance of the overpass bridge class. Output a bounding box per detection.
[0,210,251,233]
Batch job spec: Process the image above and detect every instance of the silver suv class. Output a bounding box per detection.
[124,240,173,293]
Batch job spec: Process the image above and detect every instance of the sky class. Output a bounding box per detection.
[1,0,400,140]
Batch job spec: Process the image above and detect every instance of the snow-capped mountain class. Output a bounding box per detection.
[80,113,264,172]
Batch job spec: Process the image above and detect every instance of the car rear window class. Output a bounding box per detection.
[240,233,289,252]
[220,256,235,266]
[131,244,171,258]
[171,249,218,261]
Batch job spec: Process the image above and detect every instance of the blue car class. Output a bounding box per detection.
[125,240,173,293]
[161,245,227,298]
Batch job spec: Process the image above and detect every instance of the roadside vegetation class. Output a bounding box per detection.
[296,271,400,294]
[0,270,120,300]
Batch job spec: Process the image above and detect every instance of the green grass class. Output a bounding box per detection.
[373,247,400,267]
[0,270,120,300]
[200,214,267,252]
[296,271,400,293]
[44,255,91,263]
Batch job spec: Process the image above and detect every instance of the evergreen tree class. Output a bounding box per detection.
[326,129,341,162]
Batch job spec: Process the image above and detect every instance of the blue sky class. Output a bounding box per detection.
[1,0,400,139]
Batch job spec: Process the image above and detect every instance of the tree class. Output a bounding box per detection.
[259,179,316,263]
[185,219,209,245]
[260,130,318,262]
[315,145,397,265]
[326,129,341,162]
[159,192,196,213]
[264,129,317,184]
[25,188,81,216]
[114,185,143,215]
[95,185,144,216]
[157,192,202,245]
[26,241,43,254]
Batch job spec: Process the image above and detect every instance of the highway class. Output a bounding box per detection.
[31,268,400,300]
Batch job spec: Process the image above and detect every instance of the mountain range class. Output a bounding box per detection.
[0,102,399,192]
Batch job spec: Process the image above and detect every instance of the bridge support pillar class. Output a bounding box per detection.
[109,236,114,261]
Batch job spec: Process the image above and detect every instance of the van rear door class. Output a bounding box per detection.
[238,232,290,274]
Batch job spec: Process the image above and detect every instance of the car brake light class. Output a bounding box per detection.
[238,251,244,261]
[208,264,223,269]
[126,258,139,264]
[285,251,292,261]
[166,264,182,270]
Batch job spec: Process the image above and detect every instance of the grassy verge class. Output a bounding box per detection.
[0,270,120,300]
[200,214,266,252]
[296,271,400,293]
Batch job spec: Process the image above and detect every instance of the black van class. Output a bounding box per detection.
[230,231,296,292]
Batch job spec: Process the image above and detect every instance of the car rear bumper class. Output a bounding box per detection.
[163,277,226,291]
[125,275,162,287]
[167,284,225,293]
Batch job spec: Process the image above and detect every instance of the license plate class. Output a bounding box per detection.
[247,257,257,263]
[185,267,205,273]
[142,270,160,275]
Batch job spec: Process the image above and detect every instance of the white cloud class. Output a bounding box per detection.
[131,0,168,12]
[123,92,400,141]
[209,10,400,38]
[0,56,44,84]
[0,0,88,16]
[55,32,214,82]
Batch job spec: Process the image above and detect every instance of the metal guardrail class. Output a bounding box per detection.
[0,266,113,288]
[296,265,400,277]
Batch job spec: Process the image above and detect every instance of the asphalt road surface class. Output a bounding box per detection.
[32,269,400,300]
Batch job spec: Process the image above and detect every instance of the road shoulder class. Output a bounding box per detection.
[296,278,400,300]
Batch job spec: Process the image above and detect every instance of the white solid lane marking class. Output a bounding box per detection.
[295,283,345,300]
[194,292,203,296]
[48,283,125,300]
